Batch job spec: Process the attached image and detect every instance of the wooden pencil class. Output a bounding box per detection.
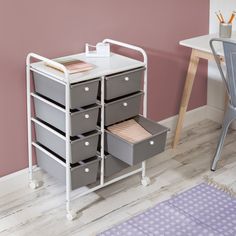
[215,12,222,23]
[219,11,225,23]
[228,13,235,24]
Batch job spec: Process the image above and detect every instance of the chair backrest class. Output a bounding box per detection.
[210,38,236,107]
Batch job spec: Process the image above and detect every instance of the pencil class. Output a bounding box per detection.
[215,12,222,23]
[219,11,225,23]
[228,12,235,24]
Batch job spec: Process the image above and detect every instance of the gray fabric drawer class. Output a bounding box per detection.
[33,95,100,136]
[99,154,129,178]
[35,121,100,164]
[104,115,168,166]
[36,146,99,190]
[33,72,99,109]
[104,154,128,177]
[104,67,144,100]
[104,92,143,126]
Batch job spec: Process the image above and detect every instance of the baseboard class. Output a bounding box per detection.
[206,105,224,124]
[159,105,208,137]
[206,105,236,129]
[0,105,210,184]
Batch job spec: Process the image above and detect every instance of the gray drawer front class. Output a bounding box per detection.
[33,72,99,109]
[104,115,168,166]
[35,122,100,164]
[36,148,99,190]
[104,92,143,126]
[105,154,128,177]
[99,154,128,177]
[34,96,99,136]
[105,68,144,100]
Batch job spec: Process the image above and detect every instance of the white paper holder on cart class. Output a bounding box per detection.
[85,42,110,57]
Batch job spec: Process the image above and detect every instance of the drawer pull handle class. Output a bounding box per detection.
[123,102,128,107]
[85,168,90,173]
[124,77,129,81]
[85,141,90,146]
[84,87,90,92]
[85,114,90,119]
[149,140,155,145]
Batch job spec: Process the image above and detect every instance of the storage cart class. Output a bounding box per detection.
[26,39,168,220]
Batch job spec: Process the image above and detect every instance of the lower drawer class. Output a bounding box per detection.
[33,94,100,136]
[104,92,143,126]
[99,154,129,178]
[105,115,168,166]
[34,120,100,164]
[36,146,99,190]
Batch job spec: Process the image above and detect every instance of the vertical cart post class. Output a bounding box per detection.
[100,76,105,186]
[64,69,77,220]
[26,55,34,186]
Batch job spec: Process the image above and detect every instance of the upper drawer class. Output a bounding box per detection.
[104,92,143,126]
[104,67,145,100]
[33,72,100,109]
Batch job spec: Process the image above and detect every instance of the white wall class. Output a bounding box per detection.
[208,0,236,111]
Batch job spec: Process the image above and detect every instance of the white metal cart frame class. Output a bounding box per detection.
[26,39,150,220]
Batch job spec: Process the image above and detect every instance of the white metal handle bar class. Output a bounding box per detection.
[102,39,147,64]
[26,52,70,82]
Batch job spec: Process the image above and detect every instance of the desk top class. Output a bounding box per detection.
[30,53,145,84]
[180,32,236,55]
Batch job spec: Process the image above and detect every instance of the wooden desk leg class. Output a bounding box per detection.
[172,49,200,148]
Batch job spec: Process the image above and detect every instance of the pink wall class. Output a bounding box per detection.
[0,0,209,177]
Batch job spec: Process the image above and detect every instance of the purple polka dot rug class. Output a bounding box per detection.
[98,182,236,236]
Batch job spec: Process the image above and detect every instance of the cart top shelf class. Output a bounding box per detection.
[30,52,145,84]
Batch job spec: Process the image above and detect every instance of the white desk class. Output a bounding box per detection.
[173,32,236,148]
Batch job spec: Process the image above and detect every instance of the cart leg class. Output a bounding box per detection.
[29,180,40,190]
[100,76,105,186]
[141,66,150,187]
[26,58,40,190]
[66,203,77,221]
[141,161,150,186]
[65,79,77,221]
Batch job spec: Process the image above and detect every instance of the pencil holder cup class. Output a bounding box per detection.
[219,23,232,38]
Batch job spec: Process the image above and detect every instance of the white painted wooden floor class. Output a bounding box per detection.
[1,119,236,236]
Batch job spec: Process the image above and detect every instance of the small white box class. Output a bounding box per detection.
[85,42,110,57]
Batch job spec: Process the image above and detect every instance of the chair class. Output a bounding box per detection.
[210,38,236,171]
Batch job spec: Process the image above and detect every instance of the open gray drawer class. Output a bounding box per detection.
[104,115,168,166]
[98,153,129,178]
[103,67,144,100]
[34,119,100,164]
[33,95,100,136]
[36,145,99,190]
[104,92,143,126]
[33,72,100,109]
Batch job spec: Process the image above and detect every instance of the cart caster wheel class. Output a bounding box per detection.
[66,210,77,221]
[141,177,151,187]
[29,180,40,190]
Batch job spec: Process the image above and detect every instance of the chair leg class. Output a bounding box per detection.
[211,107,235,171]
